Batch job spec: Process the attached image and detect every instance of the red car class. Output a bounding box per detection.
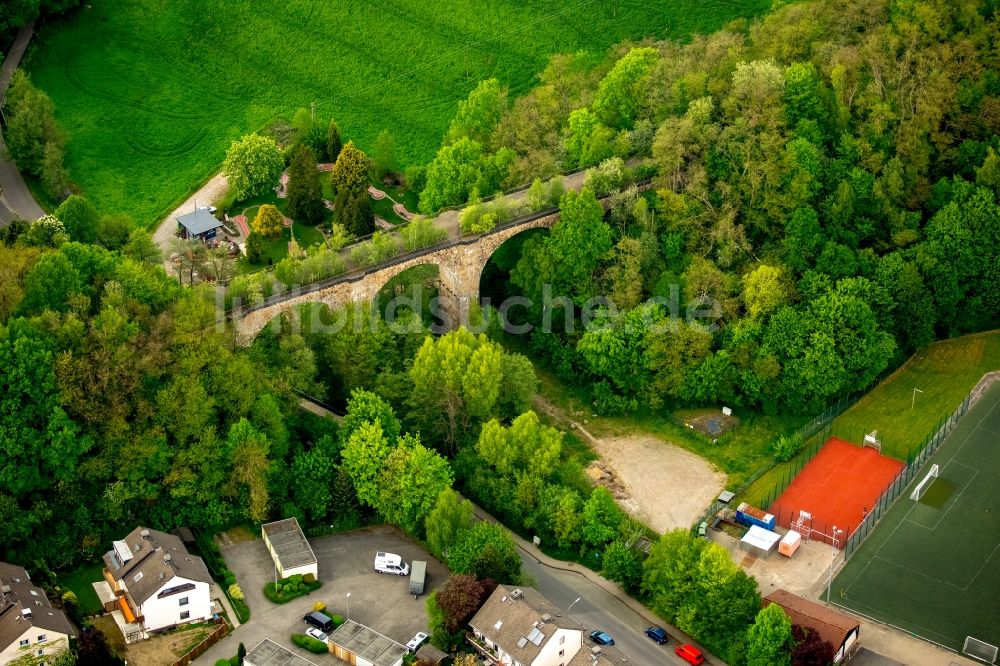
[675,643,705,665]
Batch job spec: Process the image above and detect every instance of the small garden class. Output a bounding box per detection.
[263,572,322,603]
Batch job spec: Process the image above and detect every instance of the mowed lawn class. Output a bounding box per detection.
[26,0,772,225]
[833,329,1000,461]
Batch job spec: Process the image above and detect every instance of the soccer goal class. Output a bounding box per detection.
[863,430,882,452]
[910,464,940,501]
[963,635,998,664]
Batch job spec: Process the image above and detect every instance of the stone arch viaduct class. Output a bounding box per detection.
[231,209,560,345]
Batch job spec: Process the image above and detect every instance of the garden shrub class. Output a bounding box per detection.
[264,575,322,604]
[291,633,329,654]
[331,614,344,627]
[772,434,804,462]
[313,600,326,612]
[304,573,316,584]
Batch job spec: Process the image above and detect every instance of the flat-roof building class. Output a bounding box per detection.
[328,620,407,666]
[261,518,318,579]
[244,638,319,666]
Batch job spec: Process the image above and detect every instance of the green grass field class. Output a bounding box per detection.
[57,560,105,616]
[26,0,772,225]
[831,330,1000,460]
[832,383,1000,654]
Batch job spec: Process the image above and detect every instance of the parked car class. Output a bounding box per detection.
[303,611,334,632]
[589,630,615,646]
[198,205,218,214]
[675,643,705,665]
[306,627,328,643]
[405,631,429,651]
[374,551,410,576]
[645,625,668,644]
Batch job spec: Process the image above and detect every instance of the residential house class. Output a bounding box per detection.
[0,562,75,666]
[764,588,861,663]
[468,586,585,666]
[101,527,213,635]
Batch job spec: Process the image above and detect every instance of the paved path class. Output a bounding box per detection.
[152,172,229,272]
[0,21,46,227]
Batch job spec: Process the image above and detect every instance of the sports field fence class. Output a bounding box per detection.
[843,371,1000,558]
[692,393,859,529]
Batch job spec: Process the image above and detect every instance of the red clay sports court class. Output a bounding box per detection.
[769,437,905,544]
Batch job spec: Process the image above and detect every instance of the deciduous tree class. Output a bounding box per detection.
[448,522,521,584]
[425,488,474,560]
[746,604,793,666]
[223,133,284,201]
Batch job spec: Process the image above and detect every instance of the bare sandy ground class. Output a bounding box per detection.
[535,396,726,533]
[594,433,728,533]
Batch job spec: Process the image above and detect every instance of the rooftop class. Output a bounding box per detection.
[0,562,76,652]
[244,638,319,666]
[176,208,223,236]
[328,620,408,666]
[469,585,583,665]
[262,518,318,570]
[764,589,860,650]
[103,526,211,605]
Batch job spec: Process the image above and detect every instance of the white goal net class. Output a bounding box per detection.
[863,430,882,452]
[910,464,940,501]
[964,636,998,664]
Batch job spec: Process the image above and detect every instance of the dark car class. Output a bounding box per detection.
[645,625,668,644]
[303,611,334,632]
[589,630,615,646]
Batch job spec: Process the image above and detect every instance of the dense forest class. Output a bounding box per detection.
[431,0,1000,417]
[1,0,999,662]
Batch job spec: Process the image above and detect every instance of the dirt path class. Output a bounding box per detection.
[152,172,229,273]
[535,395,726,533]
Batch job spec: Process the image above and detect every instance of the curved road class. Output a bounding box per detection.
[0,21,45,226]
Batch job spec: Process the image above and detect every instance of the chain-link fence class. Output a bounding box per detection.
[842,372,1000,558]
[691,393,859,530]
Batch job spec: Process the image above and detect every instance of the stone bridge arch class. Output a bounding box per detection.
[232,209,563,345]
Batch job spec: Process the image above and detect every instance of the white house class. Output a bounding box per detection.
[0,562,75,666]
[469,586,586,666]
[101,527,213,634]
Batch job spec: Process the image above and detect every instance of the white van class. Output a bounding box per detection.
[374,551,410,576]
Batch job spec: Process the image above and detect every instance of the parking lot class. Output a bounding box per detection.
[196,525,447,663]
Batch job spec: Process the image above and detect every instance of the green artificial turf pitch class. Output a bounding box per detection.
[26,0,771,225]
[832,383,1000,653]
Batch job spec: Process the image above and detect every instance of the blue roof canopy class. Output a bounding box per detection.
[177,209,222,236]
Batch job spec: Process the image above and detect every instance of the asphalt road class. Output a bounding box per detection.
[522,555,691,665]
[0,22,46,227]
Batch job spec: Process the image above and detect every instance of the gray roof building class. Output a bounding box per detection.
[469,585,585,666]
[102,526,211,605]
[261,518,318,578]
[0,562,76,656]
[176,208,222,237]
[244,638,319,666]
[328,620,407,666]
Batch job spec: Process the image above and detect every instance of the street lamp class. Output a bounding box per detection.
[566,597,581,615]
[346,592,351,621]
[912,387,924,409]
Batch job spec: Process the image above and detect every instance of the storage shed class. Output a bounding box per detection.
[261,518,318,579]
[779,530,802,557]
[328,620,407,666]
[245,638,319,666]
[764,589,861,663]
[739,525,781,559]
